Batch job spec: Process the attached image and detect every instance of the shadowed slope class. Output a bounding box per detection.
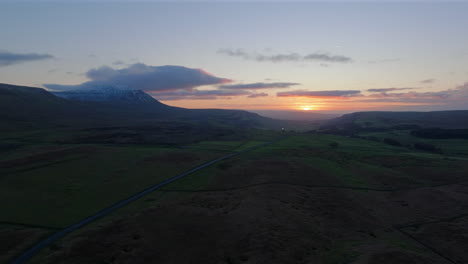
[0,83,284,131]
[326,111,468,130]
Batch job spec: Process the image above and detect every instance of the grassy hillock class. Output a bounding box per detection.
[324,110,468,131]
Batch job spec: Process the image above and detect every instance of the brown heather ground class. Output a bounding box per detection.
[25,134,468,264]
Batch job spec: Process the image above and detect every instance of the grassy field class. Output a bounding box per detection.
[359,129,468,157]
[0,128,282,228]
[169,133,468,192]
[3,131,468,264]
[0,144,229,228]
[0,127,285,264]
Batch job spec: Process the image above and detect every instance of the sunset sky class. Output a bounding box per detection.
[1,1,468,113]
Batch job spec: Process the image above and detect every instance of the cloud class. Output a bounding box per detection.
[274,83,468,110]
[218,48,352,63]
[151,89,251,101]
[367,58,400,64]
[303,53,352,63]
[367,91,449,100]
[347,82,468,109]
[255,53,302,62]
[248,92,269,98]
[219,82,300,90]
[44,63,232,91]
[421,78,436,84]
[217,48,250,58]
[366,87,415,92]
[367,83,468,101]
[0,50,54,67]
[277,90,361,97]
[112,60,126,65]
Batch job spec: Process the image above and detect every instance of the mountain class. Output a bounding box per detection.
[0,83,290,131]
[50,87,279,128]
[0,83,85,130]
[0,83,69,108]
[52,88,168,107]
[323,110,468,131]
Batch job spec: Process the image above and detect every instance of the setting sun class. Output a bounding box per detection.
[301,106,313,111]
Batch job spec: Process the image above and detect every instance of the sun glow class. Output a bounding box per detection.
[301,106,313,111]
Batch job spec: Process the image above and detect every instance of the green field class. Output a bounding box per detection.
[3,130,468,264]
[169,133,468,192]
[359,129,468,156]
[0,145,229,228]
[0,128,285,227]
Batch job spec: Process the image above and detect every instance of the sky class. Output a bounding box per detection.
[1,0,468,114]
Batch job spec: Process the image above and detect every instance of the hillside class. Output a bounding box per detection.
[52,88,169,107]
[250,110,339,121]
[323,111,468,131]
[0,84,277,130]
[0,83,87,130]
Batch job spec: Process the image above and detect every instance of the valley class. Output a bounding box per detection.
[1,84,468,264]
[3,2,468,263]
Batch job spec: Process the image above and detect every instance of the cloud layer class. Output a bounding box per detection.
[248,92,269,98]
[421,78,436,84]
[277,90,361,97]
[278,83,468,110]
[366,87,415,92]
[218,49,352,63]
[151,89,251,101]
[0,50,54,67]
[219,82,300,90]
[45,63,232,91]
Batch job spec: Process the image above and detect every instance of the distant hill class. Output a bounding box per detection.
[51,87,282,129]
[52,88,168,107]
[0,83,69,108]
[0,83,294,131]
[323,111,468,132]
[250,110,339,121]
[0,83,87,130]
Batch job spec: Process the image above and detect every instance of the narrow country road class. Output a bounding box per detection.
[10,136,286,264]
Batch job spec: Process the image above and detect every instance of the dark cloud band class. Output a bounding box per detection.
[247,92,269,98]
[152,89,251,101]
[45,63,232,92]
[0,50,54,67]
[220,82,300,90]
[218,48,352,63]
[420,79,436,84]
[277,90,361,97]
[366,87,415,92]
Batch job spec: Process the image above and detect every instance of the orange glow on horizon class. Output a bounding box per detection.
[297,105,317,111]
[159,96,443,111]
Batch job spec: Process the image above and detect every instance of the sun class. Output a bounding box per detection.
[301,106,313,111]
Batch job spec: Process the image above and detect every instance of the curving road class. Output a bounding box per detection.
[10,136,286,264]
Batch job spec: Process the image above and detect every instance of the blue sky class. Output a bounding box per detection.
[1,1,468,112]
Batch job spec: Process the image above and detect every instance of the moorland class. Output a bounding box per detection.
[1,83,468,264]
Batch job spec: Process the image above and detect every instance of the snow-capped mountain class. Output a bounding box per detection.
[52,87,165,106]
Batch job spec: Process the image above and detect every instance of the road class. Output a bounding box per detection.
[10,136,286,264]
